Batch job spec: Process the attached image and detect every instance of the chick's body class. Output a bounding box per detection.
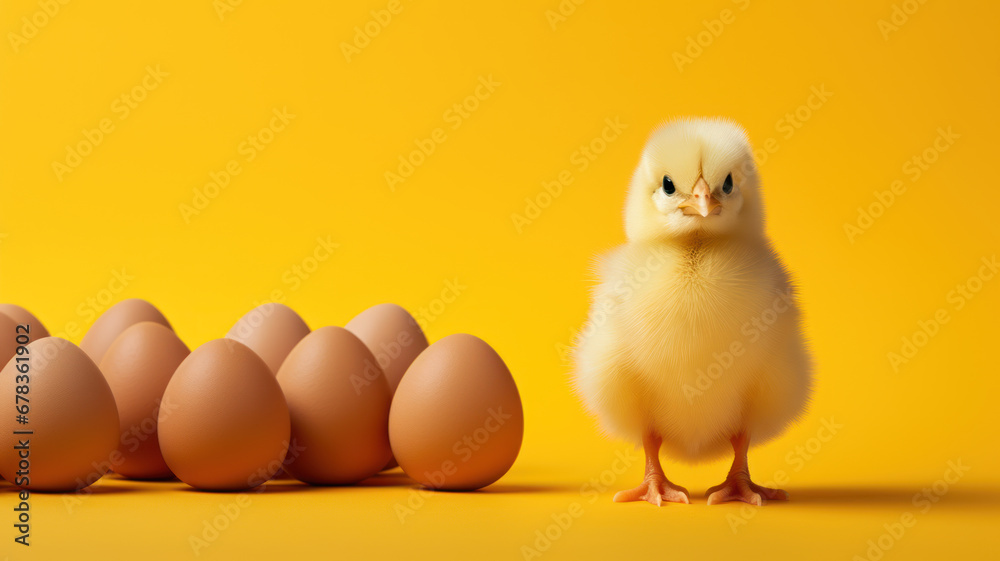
[573,118,812,505]
[575,237,809,462]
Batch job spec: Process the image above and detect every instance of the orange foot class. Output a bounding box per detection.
[706,471,788,506]
[614,474,690,506]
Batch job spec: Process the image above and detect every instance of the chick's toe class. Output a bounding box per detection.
[614,474,691,506]
[706,472,789,506]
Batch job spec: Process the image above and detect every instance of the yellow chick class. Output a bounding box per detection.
[573,118,812,506]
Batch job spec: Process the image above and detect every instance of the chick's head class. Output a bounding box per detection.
[624,118,765,242]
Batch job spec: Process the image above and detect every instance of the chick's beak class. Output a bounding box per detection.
[678,177,721,217]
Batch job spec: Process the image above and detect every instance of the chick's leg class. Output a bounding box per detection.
[612,431,690,506]
[707,432,789,506]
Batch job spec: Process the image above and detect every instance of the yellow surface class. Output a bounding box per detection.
[1,0,998,559]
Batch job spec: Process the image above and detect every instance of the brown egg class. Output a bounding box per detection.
[159,339,290,490]
[80,299,171,365]
[226,303,310,374]
[100,322,189,479]
[345,303,429,471]
[277,326,392,484]
[0,304,50,340]
[389,334,523,490]
[345,304,428,393]
[0,338,119,491]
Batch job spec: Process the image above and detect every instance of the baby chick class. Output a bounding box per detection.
[573,118,812,506]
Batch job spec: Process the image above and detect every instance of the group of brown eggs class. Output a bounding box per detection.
[0,301,523,492]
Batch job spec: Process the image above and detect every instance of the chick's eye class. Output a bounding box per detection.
[723,173,734,194]
[662,176,675,195]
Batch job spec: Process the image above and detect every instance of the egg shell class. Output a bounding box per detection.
[158,338,290,490]
[0,304,50,340]
[100,322,190,479]
[226,303,310,375]
[389,334,523,490]
[0,338,120,491]
[345,303,428,393]
[277,326,392,484]
[80,299,172,365]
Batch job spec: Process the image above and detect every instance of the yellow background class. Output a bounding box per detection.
[1,0,998,559]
